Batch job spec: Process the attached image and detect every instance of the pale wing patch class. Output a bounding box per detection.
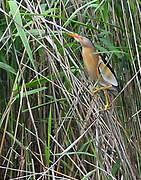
[98,61,118,86]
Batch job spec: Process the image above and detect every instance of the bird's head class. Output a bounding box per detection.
[67,32,93,48]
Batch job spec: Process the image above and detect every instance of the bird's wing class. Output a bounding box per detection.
[98,60,118,87]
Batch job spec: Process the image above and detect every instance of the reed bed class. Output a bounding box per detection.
[0,0,141,179]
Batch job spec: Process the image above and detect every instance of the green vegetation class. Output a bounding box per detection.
[0,0,141,179]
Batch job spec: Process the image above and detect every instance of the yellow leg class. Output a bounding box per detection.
[93,85,112,94]
[93,86,111,110]
[103,90,109,110]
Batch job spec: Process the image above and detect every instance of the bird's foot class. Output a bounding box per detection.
[104,104,109,110]
[93,88,110,110]
[93,88,100,94]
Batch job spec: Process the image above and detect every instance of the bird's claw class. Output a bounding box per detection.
[104,104,109,110]
[93,88,110,110]
[93,88,99,94]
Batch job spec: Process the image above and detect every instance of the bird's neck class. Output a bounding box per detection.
[82,46,98,58]
[82,46,99,81]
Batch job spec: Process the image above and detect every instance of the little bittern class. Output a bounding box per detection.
[67,32,119,110]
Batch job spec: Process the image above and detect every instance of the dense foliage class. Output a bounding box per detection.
[0,0,141,179]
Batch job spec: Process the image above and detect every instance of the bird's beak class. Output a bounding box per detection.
[67,32,82,41]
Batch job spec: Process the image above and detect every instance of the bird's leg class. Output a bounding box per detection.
[93,85,112,94]
[103,90,109,110]
[93,85,112,110]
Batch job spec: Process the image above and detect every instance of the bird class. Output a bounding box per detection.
[67,32,119,110]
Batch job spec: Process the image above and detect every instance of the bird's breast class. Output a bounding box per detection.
[82,47,99,81]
